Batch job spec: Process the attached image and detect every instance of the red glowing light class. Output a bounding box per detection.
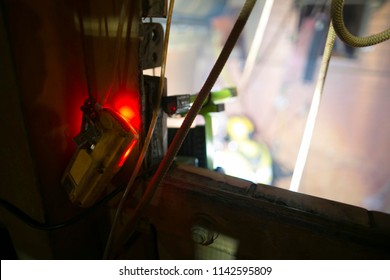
[169,105,177,114]
[103,88,141,167]
[117,139,137,167]
[107,90,141,131]
[119,106,135,120]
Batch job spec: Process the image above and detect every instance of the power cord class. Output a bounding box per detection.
[0,184,124,231]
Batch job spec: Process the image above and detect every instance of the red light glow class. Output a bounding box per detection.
[169,105,177,114]
[117,139,137,167]
[108,91,141,131]
[119,106,135,121]
[104,89,140,167]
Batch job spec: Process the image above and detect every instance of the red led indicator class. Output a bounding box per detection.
[103,88,140,167]
[119,106,136,121]
[108,90,141,131]
[169,104,177,114]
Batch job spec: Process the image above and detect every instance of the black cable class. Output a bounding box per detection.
[0,184,125,231]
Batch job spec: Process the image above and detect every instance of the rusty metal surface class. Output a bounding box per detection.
[147,165,390,259]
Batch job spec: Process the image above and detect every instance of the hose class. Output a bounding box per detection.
[331,0,390,47]
[106,0,258,259]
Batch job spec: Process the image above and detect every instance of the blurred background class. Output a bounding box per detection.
[162,0,390,213]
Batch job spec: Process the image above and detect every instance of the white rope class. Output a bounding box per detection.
[239,0,274,90]
[289,22,336,192]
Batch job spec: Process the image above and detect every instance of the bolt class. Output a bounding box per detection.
[190,215,218,245]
